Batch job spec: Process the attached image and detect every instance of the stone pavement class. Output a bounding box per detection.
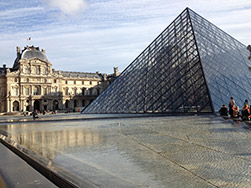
[0,143,57,188]
[0,114,251,188]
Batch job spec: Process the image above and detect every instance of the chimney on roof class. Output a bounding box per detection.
[16,46,20,53]
[17,46,21,59]
[3,64,6,74]
[103,74,107,81]
[16,46,21,57]
[114,67,119,77]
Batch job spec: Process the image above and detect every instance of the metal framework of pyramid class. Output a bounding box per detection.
[83,8,251,114]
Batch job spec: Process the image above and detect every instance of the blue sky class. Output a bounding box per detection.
[0,0,251,73]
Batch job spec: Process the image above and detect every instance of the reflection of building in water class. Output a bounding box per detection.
[7,124,106,160]
[0,46,119,113]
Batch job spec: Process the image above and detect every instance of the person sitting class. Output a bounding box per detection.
[241,104,251,120]
[219,105,228,116]
[244,99,249,106]
[229,97,235,117]
[232,105,239,118]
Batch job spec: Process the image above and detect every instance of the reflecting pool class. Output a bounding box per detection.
[0,115,250,187]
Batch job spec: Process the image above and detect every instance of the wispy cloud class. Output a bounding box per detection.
[0,0,250,73]
[42,0,88,17]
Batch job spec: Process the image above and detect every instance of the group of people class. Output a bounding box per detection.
[219,97,251,120]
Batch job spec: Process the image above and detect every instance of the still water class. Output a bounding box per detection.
[0,115,250,187]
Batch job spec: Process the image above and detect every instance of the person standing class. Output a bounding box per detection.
[32,110,38,121]
[244,99,249,106]
[229,97,235,118]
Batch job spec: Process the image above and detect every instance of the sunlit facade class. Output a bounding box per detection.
[0,46,118,113]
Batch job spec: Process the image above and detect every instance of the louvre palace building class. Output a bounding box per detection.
[0,46,118,113]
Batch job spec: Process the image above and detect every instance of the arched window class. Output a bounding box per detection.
[65,100,69,109]
[74,99,78,108]
[53,100,59,111]
[13,101,19,111]
[89,88,93,96]
[97,88,100,95]
[34,100,40,111]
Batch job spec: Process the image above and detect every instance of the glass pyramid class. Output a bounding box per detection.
[83,8,251,114]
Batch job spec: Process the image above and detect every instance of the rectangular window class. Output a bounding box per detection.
[25,88,29,95]
[33,87,39,95]
[44,88,47,95]
[52,87,57,95]
[82,88,85,96]
[15,88,18,96]
[43,67,48,75]
[65,88,68,95]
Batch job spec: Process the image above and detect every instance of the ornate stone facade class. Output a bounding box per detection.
[0,46,118,113]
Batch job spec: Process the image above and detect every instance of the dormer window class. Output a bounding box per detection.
[25,66,30,74]
[34,66,40,74]
[43,67,48,75]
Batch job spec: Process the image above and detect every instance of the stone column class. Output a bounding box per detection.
[7,98,11,112]
[20,100,24,111]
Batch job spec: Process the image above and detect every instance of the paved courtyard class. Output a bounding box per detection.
[0,114,251,187]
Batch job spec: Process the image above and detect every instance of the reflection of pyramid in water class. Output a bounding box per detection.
[84,8,251,114]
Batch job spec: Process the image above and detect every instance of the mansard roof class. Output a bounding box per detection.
[21,46,48,62]
[61,71,102,79]
[13,46,48,70]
